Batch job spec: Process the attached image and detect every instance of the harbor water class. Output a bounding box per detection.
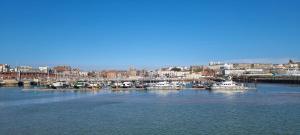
[0,84,300,135]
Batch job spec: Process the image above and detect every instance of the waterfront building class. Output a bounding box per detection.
[15,66,33,72]
[102,70,127,79]
[185,73,204,79]
[53,66,72,73]
[137,69,149,77]
[38,66,48,73]
[287,60,300,69]
[190,66,203,73]
[102,70,117,79]
[232,63,252,69]
[223,69,246,76]
[273,64,286,69]
[157,67,190,78]
[251,63,273,69]
[79,71,89,77]
[208,63,225,71]
[286,69,300,76]
[128,67,137,77]
[0,64,10,72]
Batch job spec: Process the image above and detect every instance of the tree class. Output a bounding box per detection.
[171,67,181,72]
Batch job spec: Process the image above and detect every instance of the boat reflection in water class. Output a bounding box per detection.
[209,89,247,95]
[148,90,180,96]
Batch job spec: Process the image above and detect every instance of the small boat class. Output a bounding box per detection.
[122,82,133,88]
[87,82,102,89]
[192,83,206,89]
[135,83,148,89]
[111,82,133,89]
[111,82,123,89]
[50,81,69,89]
[74,81,89,89]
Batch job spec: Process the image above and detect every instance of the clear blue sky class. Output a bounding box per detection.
[0,0,299,69]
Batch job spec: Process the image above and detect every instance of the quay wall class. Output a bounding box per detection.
[233,76,300,84]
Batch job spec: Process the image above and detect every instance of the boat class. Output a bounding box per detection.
[135,83,148,89]
[111,82,123,89]
[192,83,206,89]
[111,82,133,89]
[2,79,19,86]
[50,81,69,89]
[209,80,248,90]
[146,81,183,90]
[122,82,133,88]
[74,81,89,89]
[87,82,102,89]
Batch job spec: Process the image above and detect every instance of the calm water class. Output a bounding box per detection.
[1,84,300,135]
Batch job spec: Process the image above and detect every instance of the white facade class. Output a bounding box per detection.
[16,66,33,72]
[287,69,300,76]
[224,69,245,76]
[157,70,190,78]
[185,73,204,79]
[0,64,10,72]
[245,69,263,73]
[39,66,48,73]
[223,63,233,69]
[79,71,89,76]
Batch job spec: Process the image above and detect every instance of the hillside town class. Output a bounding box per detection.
[0,60,300,88]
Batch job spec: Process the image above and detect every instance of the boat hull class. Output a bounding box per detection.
[146,86,182,90]
[209,86,247,90]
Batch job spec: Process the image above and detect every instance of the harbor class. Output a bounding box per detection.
[1,83,299,135]
[1,0,300,134]
[1,60,300,92]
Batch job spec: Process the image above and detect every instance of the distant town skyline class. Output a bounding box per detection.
[1,0,300,69]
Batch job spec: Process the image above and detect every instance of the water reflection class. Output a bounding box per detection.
[148,90,180,96]
[209,90,247,95]
[0,92,99,107]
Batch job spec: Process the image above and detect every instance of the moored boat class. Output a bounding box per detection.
[87,82,102,89]
[192,83,206,89]
[209,80,248,90]
[146,81,183,90]
[50,81,69,89]
[74,81,89,89]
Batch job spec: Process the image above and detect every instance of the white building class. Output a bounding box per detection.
[79,71,89,77]
[185,73,204,79]
[287,69,300,76]
[39,66,48,73]
[15,66,33,72]
[0,64,10,72]
[224,69,245,76]
[245,69,264,73]
[157,70,190,78]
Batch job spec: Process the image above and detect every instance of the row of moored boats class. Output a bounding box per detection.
[48,78,253,91]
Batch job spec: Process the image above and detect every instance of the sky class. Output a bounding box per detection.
[0,0,299,70]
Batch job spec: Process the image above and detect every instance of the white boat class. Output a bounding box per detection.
[74,81,89,89]
[146,81,183,90]
[209,80,248,90]
[111,82,133,89]
[87,82,101,89]
[122,82,133,88]
[51,81,69,89]
[111,82,123,88]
